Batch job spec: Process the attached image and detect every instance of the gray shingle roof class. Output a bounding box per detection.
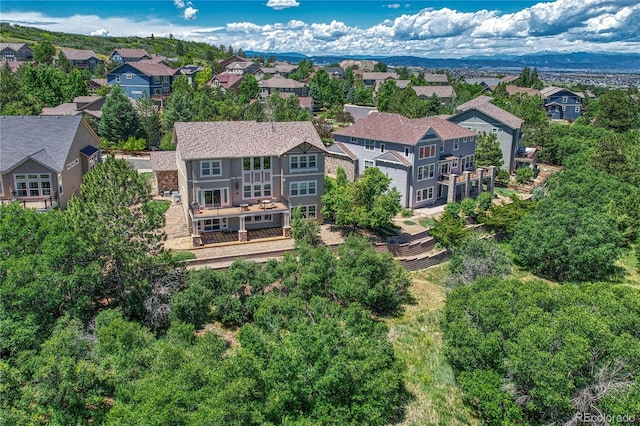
[175,121,326,161]
[150,151,178,171]
[455,101,524,130]
[60,49,100,61]
[0,116,84,172]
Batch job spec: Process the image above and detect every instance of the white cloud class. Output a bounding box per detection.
[266,0,300,11]
[384,4,401,9]
[1,0,638,58]
[90,28,110,37]
[173,0,186,8]
[183,6,198,20]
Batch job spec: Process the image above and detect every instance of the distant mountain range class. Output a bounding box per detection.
[245,51,640,72]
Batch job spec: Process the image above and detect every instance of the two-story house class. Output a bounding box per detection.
[330,112,495,208]
[108,48,166,65]
[362,72,399,90]
[57,49,104,72]
[0,43,33,62]
[225,61,261,75]
[107,62,180,101]
[449,96,536,173]
[207,72,245,94]
[174,121,326,246]
[259,75,308,99]
[0,116,100,211]
[540,86,584,121]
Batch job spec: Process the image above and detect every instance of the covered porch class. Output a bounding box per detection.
[188,199,292,247]
[437,166,497,203]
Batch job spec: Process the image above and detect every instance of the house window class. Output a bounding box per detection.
[295,204,317,218]
[290,181,317,197]
[452,158,459,168]
[461,155,475,171]
[201,160,221,177]
[404,147,410,157]
[154,76,160,84]
[154,89,161,94]
[462,137,467,143]
[246,214,273,223]
[380,144,385,153]
[416,187,434,202]
[417,164,435,181]
[440,142,445,153]
[575,106,581,112]
[453,139,460,150]
[125,74,133,80]
[350,137,358,143]
[364,139,375,151]
[290,154,317,171]
[418,145,436,159]
[364,160,374,169]
[562,96,568,103]
[115,75,121,83]
[14,173,52,197]
[562,106,566,111]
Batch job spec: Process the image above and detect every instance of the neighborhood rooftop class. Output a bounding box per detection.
[0,115,85,172]
[456,97,524,129]
[333,112,476,144]
[175,121,326,160]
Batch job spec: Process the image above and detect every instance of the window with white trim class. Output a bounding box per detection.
[246,214,272,223]
[364,160,374,169]
[418,145,436,159]
[290,154,317,171]
[440,142,445,153]
[115,75,121,83]
[350,137,358,142]
[125,73,133,80]
[295,204,317,218]
[453,139,460,150]
[404,147,410,157]
[380,144,385,153]
[416,187,434,202]
[562,96,568,103]
[290,180,317,197]
[200,160,221,177]
[463,137,468,143]
[242,157,272,199]
[452,158,459,168]
[417,164,435,181]
[154,76,160,84]
[14,173,52,197]
[461,155,475,171]
[364,139,375,151]
[575,106,581,112]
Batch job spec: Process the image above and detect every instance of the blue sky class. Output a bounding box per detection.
[2,1,639,57]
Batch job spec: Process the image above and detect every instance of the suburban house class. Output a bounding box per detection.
[88,78,108,94]
[330,112,495,208]
[0,43,33,62]
[343,104,378,122]
[225,61,260,75]
[411,85,457,104]
[259,75,308,99]
[449,96,536,173]
[177,65,204,88]
[540,86,584,121]
[108,48,166,64]
[107,62,180,101]
[173,121,326,246]
[40,95,105,120]
[218,55,251,69]
[208,72,245,93]
[362,72,399,89]
[57,49,104,72]
[0,116,100,211]
[422,73,449,85]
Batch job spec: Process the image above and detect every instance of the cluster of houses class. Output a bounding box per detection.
[1,42,594,246]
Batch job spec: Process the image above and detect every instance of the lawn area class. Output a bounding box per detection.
[385,265,478,426]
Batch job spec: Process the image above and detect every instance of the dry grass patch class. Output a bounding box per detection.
[386,265,478,426]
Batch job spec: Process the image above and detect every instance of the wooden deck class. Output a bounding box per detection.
[192,201,287,219]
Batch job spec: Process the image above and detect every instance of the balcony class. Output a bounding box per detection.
[1,196,59,212]
[190,199,288,220]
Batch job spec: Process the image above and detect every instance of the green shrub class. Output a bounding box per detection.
[401,208,413,218]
